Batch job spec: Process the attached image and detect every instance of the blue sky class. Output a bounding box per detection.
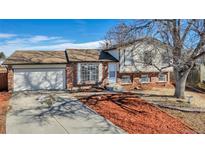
[0,19,121,56]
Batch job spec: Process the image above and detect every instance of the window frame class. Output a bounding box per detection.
[158,73,167,82]
[140,74,150,83]
[79,63,99,84]
[121,75,132,84]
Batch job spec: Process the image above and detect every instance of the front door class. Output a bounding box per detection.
[108,63,117,84]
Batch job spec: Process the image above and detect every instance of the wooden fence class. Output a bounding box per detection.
[170,65,202,84]
[187,65,201,84]
[0,73,8,91]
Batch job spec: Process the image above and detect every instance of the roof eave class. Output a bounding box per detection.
[68,60,118,63]
[3,62,68,65]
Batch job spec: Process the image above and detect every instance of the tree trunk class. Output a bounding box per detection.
[174,68,192,99]
[174,76,187,98]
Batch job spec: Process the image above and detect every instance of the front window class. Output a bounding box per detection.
[80,64,99,83]
[124,49,133,66]
[158,74,166,82]
[121,75,132,84]
[140,74,150,83]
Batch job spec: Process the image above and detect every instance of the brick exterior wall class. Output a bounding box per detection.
[7,65,13,92]
[102,62,109,86]
[6,63,109,92]
[66,62,173,91]
[117,71,173,91]
[7,63,173,92]
[66,63,75,89]
[66,62,109,91]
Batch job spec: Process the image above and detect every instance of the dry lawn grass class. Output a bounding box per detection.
[134,87,205,133]
[162,108,205,133]
[135,87,205,108]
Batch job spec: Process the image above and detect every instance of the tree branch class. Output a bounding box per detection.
[181,20,195,42]
[192,50,205,60]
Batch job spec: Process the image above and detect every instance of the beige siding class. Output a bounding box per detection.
[119,43,173,73]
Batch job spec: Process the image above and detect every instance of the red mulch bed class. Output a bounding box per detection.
[0,92,11,133]
[80,93,196,134]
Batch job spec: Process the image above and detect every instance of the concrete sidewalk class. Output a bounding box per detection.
[6,91,125,134]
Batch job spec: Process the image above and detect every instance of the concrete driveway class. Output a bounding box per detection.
[6,91,125,134]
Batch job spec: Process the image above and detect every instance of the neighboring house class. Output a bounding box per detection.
[3,49,118,91]
[3,38,173,92]
[103,38,173,90]
[0,58,8,91]
[0,65,7,73]
[0,57,7,73]
[0,56,7,73]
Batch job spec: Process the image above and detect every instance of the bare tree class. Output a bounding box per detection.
[105,20,205,99]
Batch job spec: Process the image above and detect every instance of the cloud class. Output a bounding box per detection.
[6,38,26,44]
[24,40,103,50]
[29,35,61,43]
[0,33,16,38]
[6,35,62,45]
[0,34,103,56]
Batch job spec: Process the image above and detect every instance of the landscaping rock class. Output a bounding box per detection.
[80,93,195,134]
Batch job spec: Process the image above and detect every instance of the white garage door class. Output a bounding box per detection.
[14,68,66,91]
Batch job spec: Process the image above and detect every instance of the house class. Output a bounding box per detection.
[3,49,118,91]
[3,38,173,92]
[103,38,173,90]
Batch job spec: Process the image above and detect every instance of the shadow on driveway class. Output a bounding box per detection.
[6,91,125,134]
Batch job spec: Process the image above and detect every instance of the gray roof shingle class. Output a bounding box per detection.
[3,50,67,65]
[3,49,118,65]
